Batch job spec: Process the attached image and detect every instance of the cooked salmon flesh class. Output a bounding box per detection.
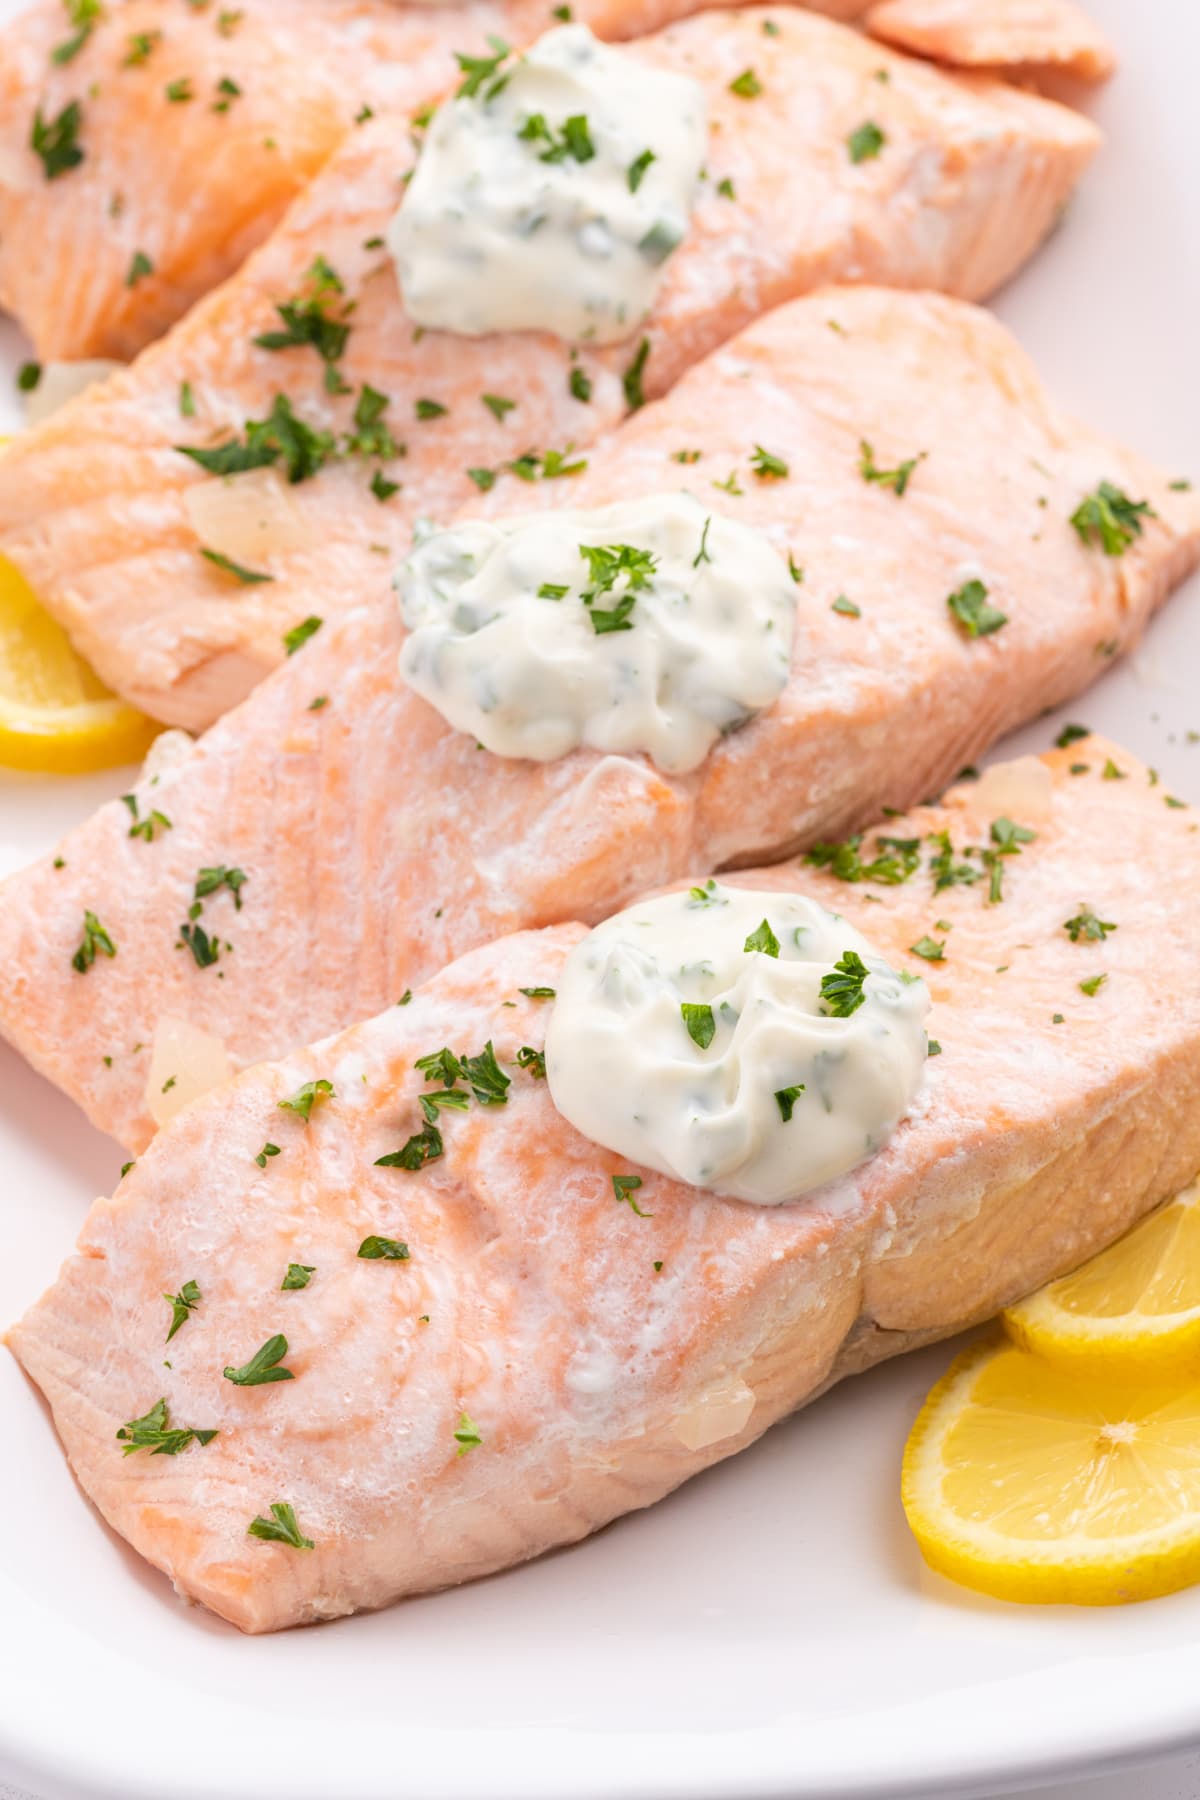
[0,287,1193,1154]
[0,7,1102,728]
[9,736,1200,1632]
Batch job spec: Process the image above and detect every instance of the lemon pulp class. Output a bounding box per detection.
[0,553,157,773]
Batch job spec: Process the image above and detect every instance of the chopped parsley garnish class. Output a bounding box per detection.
[516,1045,546,1078]
[176,394,334,483]
[454,36,512,100]
[200,546,274,585]
[1079,973,1107,997]
[1101,757,1126,781]
[927,1039,942,1057]
[928,829,980,893]
[539,582,569,599]
[53,0,103,64]
[673,449,702,464]
[729,67,763,98]
[847,120,885,163]
[357,1234,411,1260]
[569,366,592,403]
[1069,482,1153,556]
[32,101,85,179]
[345,383,400,458]
[807,833,919,886]
[375,1124,443,1170]
[519,986,556,998]
[628,148,656,192]
[17,361,42,393]
[284,614,323,655]
[775,1085,804,1123]
[253,256,350,367]
[125,249,153,288]
[613,1173,650,1216]
[482,392,516,422]
[909,935,945,962]
[164,1279,201,1342]
[743,917,780,957]
[788,552,803,584]
[467,467,496,491]
[72,909,115,973]
[415,397,447,421]
[282,1263,315,1289]
[454,1411,483,1455]
[687,879,725,907]
[819,949,870,1017]
[680,1001,716,1049]
[579,540,657,634]
[117,1398,217,1457]
[165,77,194,103]
[277,1077,334,1121]
[947,579,1006,639]
[213,76,241,113]
[858,439,923,496]
[255,1142,281,1168]
[1055,721,1090,748]
[122,793,172,842]
[517,111,595,164]
[371,471,400,502]
[831,595,860,617]
[247,1502,313,1549]
[179,379,195,417]
[224,1333,294,1386]
[717,176,736,199]
[1064,907,1117,943]
[623,337,650,411]
[460,1041,511,1106]
[750,445,788,480]
[195,864,248,909]
[124,30,161,66]
[508,446,588,481]
[982,815,1035,902]
[180,918,220,969]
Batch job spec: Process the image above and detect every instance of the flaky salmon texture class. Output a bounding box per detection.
[0,5,1103,729]
[0,286,1196,1154]
[1,0,738,364]
[9,738,1200,1633]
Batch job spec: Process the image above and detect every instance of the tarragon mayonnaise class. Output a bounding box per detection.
[396,493,797,775]
[545,885,931,1205]
[387,25,707,344]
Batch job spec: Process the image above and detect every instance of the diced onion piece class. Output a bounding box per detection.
[960,754,1054,825]
[184,466,318,564]
[672,1378,756,1451]
[25,360,124,427]
[145,1014,232,1129]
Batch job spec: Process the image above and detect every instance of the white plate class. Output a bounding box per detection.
[1,2,1199,1796]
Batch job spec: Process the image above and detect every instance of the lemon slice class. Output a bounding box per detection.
[0,552,158,773]
[1004,1179,1200,1376]
[902,1336,1200,1605]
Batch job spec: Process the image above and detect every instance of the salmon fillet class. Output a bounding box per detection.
[9,736,1200,1633]
[0,7,1102,728]
[1,0,566,364]
[0,286,1193,1155]
[865,0,1117,84]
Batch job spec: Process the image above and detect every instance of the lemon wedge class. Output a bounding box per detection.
[1004,1179,1200,1376]
[902,1335,1200,1605]
[0,552,158,773]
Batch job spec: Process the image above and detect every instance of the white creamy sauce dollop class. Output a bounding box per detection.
[387,25,707,344]
[396,493,797,775]
[545,885,930,1205]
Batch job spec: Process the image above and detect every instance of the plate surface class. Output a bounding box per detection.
[1,2,1198,1797]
